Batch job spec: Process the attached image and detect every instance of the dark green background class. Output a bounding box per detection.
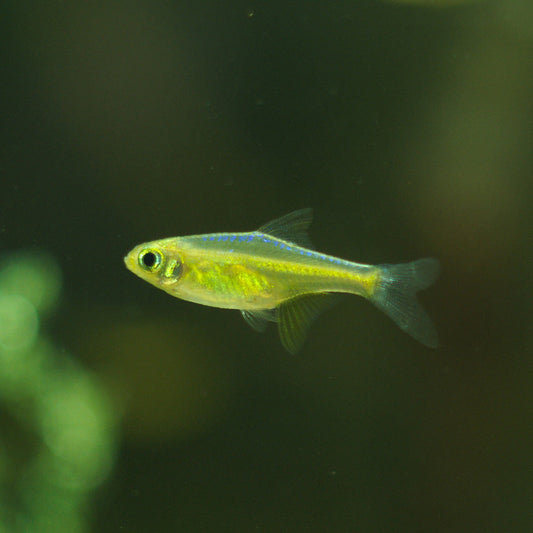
[2,1,532,531]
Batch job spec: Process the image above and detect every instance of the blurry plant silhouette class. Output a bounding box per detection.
[0,252,117,533]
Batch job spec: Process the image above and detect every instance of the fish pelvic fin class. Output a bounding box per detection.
[370,258,440,348]
[241,309,277,332]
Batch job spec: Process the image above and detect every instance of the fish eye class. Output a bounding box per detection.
[139,249,163,272]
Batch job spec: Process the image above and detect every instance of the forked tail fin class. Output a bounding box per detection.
[370,258,440,347]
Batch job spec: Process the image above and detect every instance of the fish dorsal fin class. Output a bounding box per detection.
[257,208,314,249]
[241,309,277,332]
[277,293,338,354]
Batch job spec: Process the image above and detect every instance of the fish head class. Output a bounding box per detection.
[124,238,185,294]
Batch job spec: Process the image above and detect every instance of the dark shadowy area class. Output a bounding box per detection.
[1,1,532,532]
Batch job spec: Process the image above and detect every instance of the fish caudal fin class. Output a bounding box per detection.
[370,258,440,348]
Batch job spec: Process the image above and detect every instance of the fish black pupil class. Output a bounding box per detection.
[142,252,156,268]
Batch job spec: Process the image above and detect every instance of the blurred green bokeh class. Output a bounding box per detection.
[0,253,117,533]
[1,1,532,532]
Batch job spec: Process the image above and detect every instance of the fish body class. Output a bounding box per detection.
[124,209,439,353]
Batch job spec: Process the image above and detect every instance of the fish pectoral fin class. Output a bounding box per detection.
[257,208,315,249]
[241,309,277,332]
[278,293,338,354]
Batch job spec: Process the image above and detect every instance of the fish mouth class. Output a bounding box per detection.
[123,252,136,272]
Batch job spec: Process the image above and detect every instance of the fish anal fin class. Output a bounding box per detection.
[257,208,315,249]
[277,293,338,354]
[241,309,277,333]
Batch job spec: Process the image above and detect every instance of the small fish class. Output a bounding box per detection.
[124,209,439,353]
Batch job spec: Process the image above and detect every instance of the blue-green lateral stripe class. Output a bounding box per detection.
[200,232,347,266]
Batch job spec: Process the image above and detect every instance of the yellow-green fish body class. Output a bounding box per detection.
[125,209,439,352]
